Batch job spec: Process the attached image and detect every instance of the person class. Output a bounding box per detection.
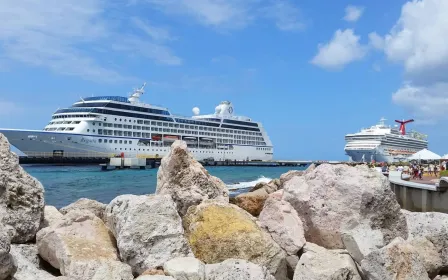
[418,166,423,180]
[434,165,439,177]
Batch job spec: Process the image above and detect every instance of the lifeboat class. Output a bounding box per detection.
[151,135,162,141]
[163,135,180,141]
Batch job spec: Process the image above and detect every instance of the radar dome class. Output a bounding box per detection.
[192,107,200,115]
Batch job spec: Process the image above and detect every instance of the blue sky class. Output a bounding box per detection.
[1,0,447,160]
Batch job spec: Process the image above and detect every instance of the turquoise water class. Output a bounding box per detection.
[23,165,305,208]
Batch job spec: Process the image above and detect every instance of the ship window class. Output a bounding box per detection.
[124,140,127,144]
[93,129,95,133]
[109,140,112,143]
[119,140,122,144]
[129,141,132,144]
[114,140,117,143]
[93,123,95,125]
[87,129,90,132]
[99,139,102,143]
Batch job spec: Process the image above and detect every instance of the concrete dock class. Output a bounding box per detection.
[389,171,448,213]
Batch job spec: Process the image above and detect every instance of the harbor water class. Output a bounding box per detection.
[23,165,305,208]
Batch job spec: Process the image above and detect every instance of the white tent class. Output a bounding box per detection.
[408,148,441,161]
[442,154,448,159]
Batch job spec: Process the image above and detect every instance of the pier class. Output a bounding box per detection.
[389,171,448,213]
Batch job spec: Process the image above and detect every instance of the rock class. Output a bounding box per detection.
[408,237,442,279]
[279,170,303,187]
[0,224,16,280]
[283,164,407,249]
[361,237,430,280]
[250,182,268,192]
[205,259,275,280]
[163,257,204,280]
[11,244,40,267]
[136,276,175,280]
[403,210,448,269]
[0,133,45,243]
[234,189,268,216]
[183,200,287,279]
[435,276,448,280]
[105,194,192,275]
[259,195,305,255]
[156,140,229,215]
[10,244,58,280]
[36,210,133,280]
[250,180,280,194]
[293,242,361,280]
[141,268,165,275]
[342,221,384,264]
[41,206,63,229]
[60,198,106,221]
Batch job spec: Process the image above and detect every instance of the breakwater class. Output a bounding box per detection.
[2,134,448,280]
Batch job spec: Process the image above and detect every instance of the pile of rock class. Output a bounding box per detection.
[1,134,448,280]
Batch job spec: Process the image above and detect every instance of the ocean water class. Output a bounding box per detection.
[23,165,305,208]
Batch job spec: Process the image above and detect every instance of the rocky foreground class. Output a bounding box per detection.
[1,134,448,280]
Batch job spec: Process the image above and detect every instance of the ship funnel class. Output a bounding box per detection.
[192,107,200,116]
[395,119,414,135]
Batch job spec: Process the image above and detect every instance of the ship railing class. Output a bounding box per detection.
[21,151,116,158]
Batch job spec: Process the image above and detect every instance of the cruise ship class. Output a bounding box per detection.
[0,84,273,161]
[344,118,428,163]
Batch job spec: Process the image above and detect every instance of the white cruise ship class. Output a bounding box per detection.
[344,118,428,163]
[0,84,273,161]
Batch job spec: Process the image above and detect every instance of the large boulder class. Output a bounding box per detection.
[0,224,16,280]
[60,198,106,221]
[259,195,306,256]
[0,133,45,243]
[183,200,287,279]
[361,237,430,280]
[408,237,442,279]
[342,221,385,264]
[205,259,275,280]
[10,244,58,280]
[163,257,205,280]
[234,189,268,216]
[156,141,229,215]
[41,206,63,229]
[293,242,361,280]
[283,164,407,249]
[403,210,448,270]
[36,210,133,280]
[136,276,175,280]
[104,194,192,275]
[250,180,280,194]
[279,164,315,188]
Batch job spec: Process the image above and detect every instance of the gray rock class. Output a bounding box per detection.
[293,242,361,280]
[163,257,204,280]
[60,198,106,221]
[10,244,57,280]
[403,210,448,270]
[41,206,63,229]
[156,140,229,215]
[361,237,430,280]
[0,133,45,243]
[136,276,175,280]
[408,237,442,279]
[283,164,407,249]
[279,170,304,187]
[435,276,448,280]
[105,194,192,275]
[205,259,275,280]
[259,195,306,255]
[37,210,133,280]
[10,244,40,267]
[342,221,385,264]
[0,224,16,280]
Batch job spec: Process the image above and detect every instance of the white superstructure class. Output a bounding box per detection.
[344,118,428,163]
[0,84,273,161]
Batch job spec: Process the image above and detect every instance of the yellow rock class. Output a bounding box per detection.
[183,200,287,279]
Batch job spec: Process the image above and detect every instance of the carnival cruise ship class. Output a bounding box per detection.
[0,84,273,161]
[344,118,428,163]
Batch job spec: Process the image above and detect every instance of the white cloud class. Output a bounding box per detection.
[383,0,448,81]
[343,5,364,22]
[261,0,305,31]
[380,0,448,122]
[369,32,384,50]
[392,83,448,122]
[0,0,181,82]
[145,0,305,31]
[131,17,175,42]
[311,29,366,70]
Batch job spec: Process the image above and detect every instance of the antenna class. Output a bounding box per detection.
[80,97,85,103]
[395,119,414,135]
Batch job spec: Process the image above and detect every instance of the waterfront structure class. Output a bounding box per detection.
[344,118,428,163]
[0,84,273,161]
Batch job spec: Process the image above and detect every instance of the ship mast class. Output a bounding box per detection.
[128,82,146,103]
[395,119,414,135]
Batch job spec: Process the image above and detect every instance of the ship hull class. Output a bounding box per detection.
[345,145,417,163]
[0,129,273,161]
